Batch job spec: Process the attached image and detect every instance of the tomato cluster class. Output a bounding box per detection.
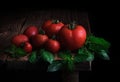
[11,20,87,54]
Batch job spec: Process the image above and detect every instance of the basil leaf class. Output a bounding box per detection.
[98,50,110,60]
[67,59,74,72]
[40,49,54,64]
[29,51,37,63]
[74,54,88,63]
[15,47,26,57]
[58,50,72,59]
[86,35,111,52]
[75,48,94,62]
[58,51,74,71]
[86,52,94,61]
[4,45,16,55]
[4,45,26,58]
[47,61,62,72]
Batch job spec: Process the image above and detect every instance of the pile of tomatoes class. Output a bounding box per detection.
[11,20,87,54]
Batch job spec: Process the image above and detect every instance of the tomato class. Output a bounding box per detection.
[58,24,87,51]
[23,42,32,53]
[45,39,60,53]
[42,20,52,30]
[42,20,64,37]
[12,34,29,46]
[31,34,48,48]
[24,26,39,38]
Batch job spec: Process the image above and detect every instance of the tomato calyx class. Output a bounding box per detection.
[20,42,25,48]
[52,20,60,24]
[39,29,45,34]
[19,42,32,53]
[68,21,76,30]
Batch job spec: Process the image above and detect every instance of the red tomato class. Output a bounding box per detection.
[45,39,60,53]
[58,24,87,51]
[23,42,32,53]
[42,20,64,37]
[42,20,52,30]
[24,26,39,38]
[31,34,48,48]
[12,34,29,46]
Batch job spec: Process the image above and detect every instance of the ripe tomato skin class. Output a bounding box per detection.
[31,34,48,48]
[42,20,64,37]
[12,34,29,46]
[23,42,32,53]
[45,39,60,53]
[42,20,52,30]
[24,26,39,38]
[58,25,86,51]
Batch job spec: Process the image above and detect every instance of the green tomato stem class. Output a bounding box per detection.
[68,21,76,30]
[52,20,59,24]
[39,29,45,34]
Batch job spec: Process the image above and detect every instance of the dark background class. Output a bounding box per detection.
[0,2,118,82]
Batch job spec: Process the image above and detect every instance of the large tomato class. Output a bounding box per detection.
[12,34,29,46]
[42,20,64,37]
[24,26,39,38]
[58,24,87,51]
[31,34,48,48]
[45,39,60,53]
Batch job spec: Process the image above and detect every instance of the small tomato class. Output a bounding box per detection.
[12,34,29,46]
[31,34,48,48]
[45,39,60,53]
[23,42,32,53]
[24,26,39,38]
[42,20,64,37]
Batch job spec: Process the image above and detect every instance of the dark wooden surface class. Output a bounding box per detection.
[0,10,92,82]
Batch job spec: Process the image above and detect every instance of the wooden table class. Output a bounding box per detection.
[0,10,91,82]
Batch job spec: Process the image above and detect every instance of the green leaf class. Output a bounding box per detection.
[86,52,94,61]
[4,45,16,54]
[58,50,72,59]
[75,48,88,62]
[98,50,110,60]
[67,59,74,72]
[29,51,37,63]
[58,51,74,71]
[74,54,88,63]
[11,45,16,51]
[40,49,54,64]
[47,61,63,72]
[15,47,26,57]
[4,45,26,58]
[86,35,111,52]
[74,48,94,62]
[78,47,85,54]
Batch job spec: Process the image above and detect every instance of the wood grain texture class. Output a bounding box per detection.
[0,10,91,71]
